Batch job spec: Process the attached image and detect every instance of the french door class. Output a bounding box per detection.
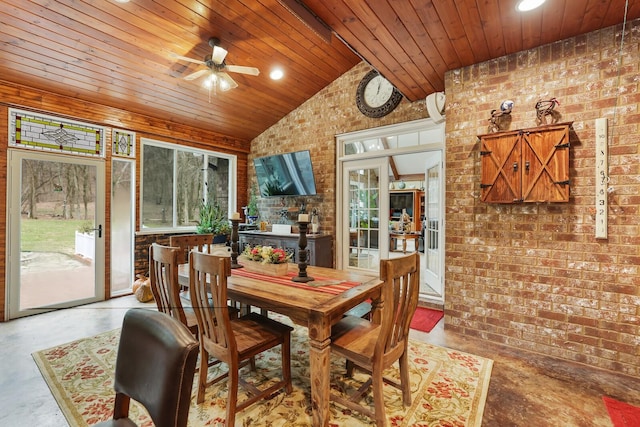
[338,151,444,303]
[7,150,105,319]
[341,158,389,271]
[422,150,444,298]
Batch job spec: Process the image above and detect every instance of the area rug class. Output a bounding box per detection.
[410,307,444,333]
[603,396,640,427]
[33,315,492,427]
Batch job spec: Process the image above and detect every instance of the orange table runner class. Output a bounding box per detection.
[231,267,360,295]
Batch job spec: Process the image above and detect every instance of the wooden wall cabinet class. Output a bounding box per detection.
[479,122,572,203]
[239,231,333,267]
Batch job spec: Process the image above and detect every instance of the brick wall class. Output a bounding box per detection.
[444,20,640,376]
[133,233,174,278]
[250,19,640,376]
[249,61,428,265]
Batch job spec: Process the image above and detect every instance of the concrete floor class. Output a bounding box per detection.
[1,295,639,426]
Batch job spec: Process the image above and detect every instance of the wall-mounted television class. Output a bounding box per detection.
[253,150,317,197]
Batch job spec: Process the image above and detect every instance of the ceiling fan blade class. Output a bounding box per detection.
[225,65,260,76]
[211,45,228,65]
[169,52,206,65]
[184,69,209,81]
[217,72,238,91]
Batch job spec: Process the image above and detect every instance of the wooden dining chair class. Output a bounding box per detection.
[169,233,213,263]
[188,250,293,426]
[148,243,199,336]
[329,252,420,427]
[92,308,199,427]
[170,233,241,310]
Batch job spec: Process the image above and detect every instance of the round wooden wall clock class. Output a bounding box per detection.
[355,70,403,118]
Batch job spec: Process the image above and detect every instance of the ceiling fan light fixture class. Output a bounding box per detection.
[219,79,231,91]
[175,36,257,94]
[516,0,546,11]
[203,73,217,89]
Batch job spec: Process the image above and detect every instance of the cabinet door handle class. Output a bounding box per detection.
[513,162,518,171]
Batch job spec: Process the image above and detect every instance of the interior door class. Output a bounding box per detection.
[422,150,444,298]
[341,158,389,272]
[7,150,105,319]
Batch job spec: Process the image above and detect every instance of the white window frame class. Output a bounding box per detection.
[139,138,237,234]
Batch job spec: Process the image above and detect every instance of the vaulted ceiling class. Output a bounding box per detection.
[0,1,638,141]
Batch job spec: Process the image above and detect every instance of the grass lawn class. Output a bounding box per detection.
[21,218,88,254]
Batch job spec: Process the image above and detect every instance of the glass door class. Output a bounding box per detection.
[422,150,444,298]
[341,158,389,272]
[7,150,105,318]
[110,159,134,296]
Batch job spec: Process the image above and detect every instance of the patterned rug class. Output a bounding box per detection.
[33,315,493,427]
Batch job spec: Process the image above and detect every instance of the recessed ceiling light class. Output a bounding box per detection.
[516,0,546,12]
[114,0,130,3]
[270,68,284,80]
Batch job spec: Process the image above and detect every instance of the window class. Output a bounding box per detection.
[141,138,236,231]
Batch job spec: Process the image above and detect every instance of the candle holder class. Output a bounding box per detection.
[229,218,243,269]
[292,220,314,283]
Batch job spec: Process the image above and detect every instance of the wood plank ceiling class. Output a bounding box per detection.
[0,0,638,142]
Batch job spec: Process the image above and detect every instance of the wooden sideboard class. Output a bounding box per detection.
[238,231,333,268]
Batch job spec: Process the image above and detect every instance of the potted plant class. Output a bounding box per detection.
[196,199,231,243]
[247,186,259,224]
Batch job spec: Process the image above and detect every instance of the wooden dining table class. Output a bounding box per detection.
[178,262,383,427]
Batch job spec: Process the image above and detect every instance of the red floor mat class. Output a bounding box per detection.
[410,307,444,333]
[603,396,640,427]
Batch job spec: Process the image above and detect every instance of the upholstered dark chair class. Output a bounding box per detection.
[330,252,420,427]
[93,308,199,427]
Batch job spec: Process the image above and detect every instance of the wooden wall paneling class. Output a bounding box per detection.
[0,81,251,154]
[0,0,362,140]
[103,128,112,298]
[0,83,250,320]
[0,106,7,321]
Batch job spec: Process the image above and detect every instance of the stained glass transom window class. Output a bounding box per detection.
[112,129,136,158]
[9,109,105,157]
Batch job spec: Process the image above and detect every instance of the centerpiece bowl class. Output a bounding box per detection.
[238,255,289,276]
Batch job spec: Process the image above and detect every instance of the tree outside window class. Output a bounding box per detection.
[141,140,234,230]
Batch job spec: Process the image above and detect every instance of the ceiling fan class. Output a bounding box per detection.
[171,37,259,92]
